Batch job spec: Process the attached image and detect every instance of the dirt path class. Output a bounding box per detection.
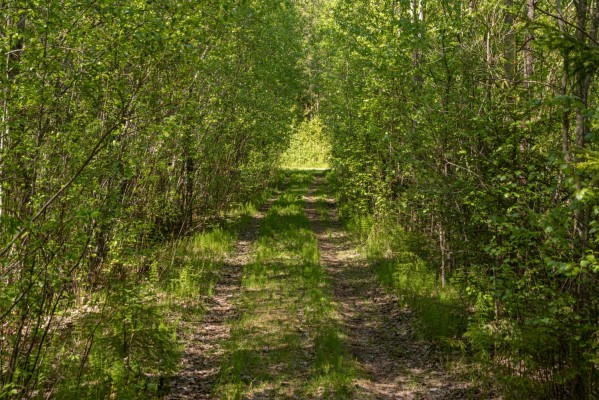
[304,175,473,400]
[167,172,476,399]
[166,202,273,399]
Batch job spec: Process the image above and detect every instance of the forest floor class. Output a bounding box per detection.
[166,170,478,399]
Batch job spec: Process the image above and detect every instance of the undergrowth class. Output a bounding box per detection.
[30,178,284,399]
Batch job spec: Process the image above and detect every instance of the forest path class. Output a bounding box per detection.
[166,194,278,399]
[169,171,472,399]
[305,174,474,399]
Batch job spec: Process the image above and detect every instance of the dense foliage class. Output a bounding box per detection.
[317,0,599,398]
[0,0,302,397]
[279,117,331,169]
[2,0,599,398]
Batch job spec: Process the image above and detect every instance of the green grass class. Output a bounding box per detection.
[346,213,468,344]
[214,170,355,399]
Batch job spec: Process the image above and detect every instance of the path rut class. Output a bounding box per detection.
[166,201,273,399]
[304,175,473,400]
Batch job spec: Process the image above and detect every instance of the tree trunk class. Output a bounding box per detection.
[438,221,447,288]
[1,2,25,218]
[524,0,535,84]
[503,0,515,82]
[556,0,571,163]
[411,0,424,83]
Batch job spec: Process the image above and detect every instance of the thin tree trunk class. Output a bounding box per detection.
[504,0,515,82]
[1,5,7,217]
[438,222,447,288]
[1,49,7,219]
[574,0,590,150]
[557,0,571,163]
[411,0,424,83]
[1,2,25,218]
[524,0,535,84]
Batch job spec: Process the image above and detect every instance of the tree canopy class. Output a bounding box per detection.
[1,0,598,398]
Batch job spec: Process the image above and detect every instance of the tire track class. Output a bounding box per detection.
[304,174,474,400]
[166,198,277,399]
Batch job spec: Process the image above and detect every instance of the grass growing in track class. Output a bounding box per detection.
[214,171,355,399]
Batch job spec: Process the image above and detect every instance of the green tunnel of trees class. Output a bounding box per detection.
[1,0,598,398]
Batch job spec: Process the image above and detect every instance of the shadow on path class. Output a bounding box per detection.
[166,202,275,399]
[304,175,475,400]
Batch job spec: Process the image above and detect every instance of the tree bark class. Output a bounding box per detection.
[504,0,515,82]
[556,0,571,163]
[524,0,535,84]
[1,2,25,218]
